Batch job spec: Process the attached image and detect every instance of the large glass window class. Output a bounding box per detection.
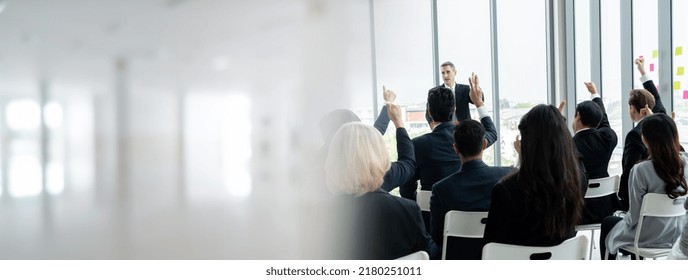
[496,0,548,166]
[632,0,658,87]
[374,0,433,139]
[575,0,591,104]
[601,0,623,176]
[674,0,688,148]
[437,0,494,165]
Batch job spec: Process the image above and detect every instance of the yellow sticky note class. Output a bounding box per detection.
[679,67,685,76]
[653,49,659,58]
[675,81,681,90]
[677,46,684,56]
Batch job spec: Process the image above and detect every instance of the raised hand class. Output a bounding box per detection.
[513,135,521,157]
[634,57,647,76]
[383,85,396,104]
[468,72,484,107]
[584,82,597,94]
[639,104,653,118]
[558,100,566,115]
[387,103,404,128]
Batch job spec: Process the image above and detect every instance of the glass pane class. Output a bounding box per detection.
[601,0,623,176]
[632,0,658,87]
[496,0,548,166]
[374,0,433,137]
[437,0,494,165]
[673,0,688,148]
[575,0,591,104]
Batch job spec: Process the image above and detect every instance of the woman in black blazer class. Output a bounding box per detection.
[326,104,437,260]
[484,104,586,247]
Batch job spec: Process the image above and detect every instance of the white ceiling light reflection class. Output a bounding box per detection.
[9,156,42,198]
[222,95,252,198]
[47,162,65,195]
[6,100,40,130]
[44,102,63,129]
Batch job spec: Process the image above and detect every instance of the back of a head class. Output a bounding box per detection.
[514,104,583,237]
[453,119,485,158]
[628,89,656,113]
[575,100,603,127]
[427,86,455,122]
[641,114,688,198]
[319,109,361,146]
[325,122,390,197]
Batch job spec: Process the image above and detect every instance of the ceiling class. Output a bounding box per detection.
[0,0,305,95]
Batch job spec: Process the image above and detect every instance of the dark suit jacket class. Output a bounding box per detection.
[484,170,588,247]
[429,160,515,259]
[618,79,666,211]
[334,189,437,260]
[573,97,619,224]
[398,116,498,200]
[380,127,416,192]
[425,83,475,123]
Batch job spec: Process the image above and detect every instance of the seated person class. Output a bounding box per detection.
[483,104,587,247]
[325,105,437,259]
[573,82,619,224]
[429,73,514,260]
[618,57,667,211]
[600,113,688,260]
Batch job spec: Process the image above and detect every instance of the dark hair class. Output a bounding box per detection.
[628,89,655,113]
[453,120,485,158]
[575,101,603,128]
[508,104,583,238]
[427,86,455,122]
[641,114,688,198]
[440,61,456,71]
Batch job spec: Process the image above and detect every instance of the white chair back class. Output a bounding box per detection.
[482,235,590,260]
[630,194,687,258]
[396,250,429,260]
[417,190,431,212]
[442,210,488,259]
[584,175,618,198]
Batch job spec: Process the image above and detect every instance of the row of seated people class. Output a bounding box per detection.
[321,57,687,260]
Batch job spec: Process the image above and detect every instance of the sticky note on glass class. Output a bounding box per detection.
[675,81,681,90]
[650,63,655,72]
[653,49,659,58]
[677,46,684,56]
[679,66,685,76]
[684,90,688,99]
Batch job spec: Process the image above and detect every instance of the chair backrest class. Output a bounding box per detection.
[585,175,618,198]
[633,194,687,251]
[481,235,590,260]
[396,250,429,260]
[417,190,431,212]
[442,210,489,259]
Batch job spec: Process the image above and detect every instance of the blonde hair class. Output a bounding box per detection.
[325,122,391,196]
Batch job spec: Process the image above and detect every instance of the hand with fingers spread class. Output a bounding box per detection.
[584,82,598,95]
[468,72,484,107]
[383,85,396,104]
[635,57,647,76]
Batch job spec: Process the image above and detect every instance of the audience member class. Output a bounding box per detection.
[573,82,619,224]
[325,105,437,259]
[599,113,687,260]
[483,104,587,247]
[618,57,667,211]
[429,75,514,259]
